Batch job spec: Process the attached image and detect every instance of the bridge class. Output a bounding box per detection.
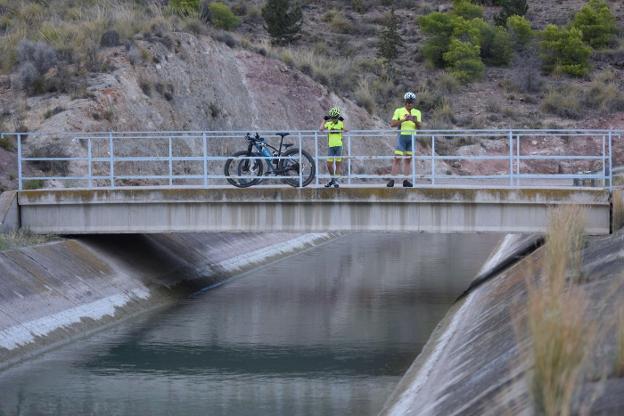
[0,129,621,235]
[0,187,612,235]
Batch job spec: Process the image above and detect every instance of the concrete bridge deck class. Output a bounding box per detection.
[13,187,612,235]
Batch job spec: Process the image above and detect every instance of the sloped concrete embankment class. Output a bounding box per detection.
[380,234,542,416]
[381,229,624,415]
[0,232,334,367]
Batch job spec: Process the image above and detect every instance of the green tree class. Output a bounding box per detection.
[540,25,591,77]
[495,0,529,26]
[418,12,456,67]
[506,15,533,50]
[377,9,403,66]
[262,0,303,44]
[443,38,484,83]
[208,2,239,30]
[571,0,617,49]
[480,25,513,66]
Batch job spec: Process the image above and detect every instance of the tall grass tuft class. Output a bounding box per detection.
[612,190,624,231]
[0,229,55,251]
[525,205,593,416]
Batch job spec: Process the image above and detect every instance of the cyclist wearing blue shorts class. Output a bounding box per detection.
[387,92,421,188]
[319,106,347,188]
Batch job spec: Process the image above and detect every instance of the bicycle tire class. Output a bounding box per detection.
[224,150,264,188]
[278,148,316,188]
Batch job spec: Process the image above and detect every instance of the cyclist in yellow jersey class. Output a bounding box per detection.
[387,92,421,188]
[319,106,347,188]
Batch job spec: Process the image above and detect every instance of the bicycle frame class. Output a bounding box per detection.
[246,134,289,174]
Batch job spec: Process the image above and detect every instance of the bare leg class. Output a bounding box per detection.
[403,157,412,176]
[334,161,342,177]
[326,160,335,177]
[391,157,402,176]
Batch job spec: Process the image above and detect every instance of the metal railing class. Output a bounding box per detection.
[7,129,622,190]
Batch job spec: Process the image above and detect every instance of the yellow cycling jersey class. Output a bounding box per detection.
[393,107,421,133]
[324,120,344,147]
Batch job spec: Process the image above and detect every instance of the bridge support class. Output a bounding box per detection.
[16,188,611,235]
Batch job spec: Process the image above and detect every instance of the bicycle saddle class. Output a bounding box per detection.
[275,132,290,139]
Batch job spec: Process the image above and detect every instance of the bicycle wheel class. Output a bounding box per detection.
[278,148,316,187]
[224,150,264,188]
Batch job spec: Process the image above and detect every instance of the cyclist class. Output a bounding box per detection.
[319,106,347,188]
[388,92,422,188]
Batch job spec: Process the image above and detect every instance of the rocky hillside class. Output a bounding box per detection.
[0,0,622,190]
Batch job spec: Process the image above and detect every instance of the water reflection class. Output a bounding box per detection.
[0,233,501,416]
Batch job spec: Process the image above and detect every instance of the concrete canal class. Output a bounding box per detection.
[0,233,501,415]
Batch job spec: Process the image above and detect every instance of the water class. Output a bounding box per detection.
[0,233,501,416]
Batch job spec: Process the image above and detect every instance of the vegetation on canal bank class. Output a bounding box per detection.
[524,205,592,416]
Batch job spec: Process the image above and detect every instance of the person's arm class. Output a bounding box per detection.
[390,110,403,128]
[319,120,326,131]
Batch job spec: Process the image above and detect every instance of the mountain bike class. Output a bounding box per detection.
[224,132,316,188]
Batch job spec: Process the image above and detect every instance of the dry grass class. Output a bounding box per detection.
[616,306,624,378]
[0,1,182,74]
[0,229,55,251]
[612,190,624,231]
[525,205,594,416]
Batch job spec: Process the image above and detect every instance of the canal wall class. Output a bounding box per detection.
[381,230,624,415]
[0,232,335,368]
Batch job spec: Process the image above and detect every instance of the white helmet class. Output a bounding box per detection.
[404,91,416,101]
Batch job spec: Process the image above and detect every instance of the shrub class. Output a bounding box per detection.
[480,25,513,66]
[354,78,375,114]
[429,99,456,129]
[262,0,303,44]
[571,0,617,49]
[451,0,483,20]
[435,71,461,94]
[0,136,14,152]
[506,15,533,50]
[208,2,240,30]
[541,86,583,119]
[582,70,624,113]
[495,0,528,26]
[13,40,58,95]
[329,11,351,34]
[169,0,200,17]
[539,25,591,77]
[443,39,484,83]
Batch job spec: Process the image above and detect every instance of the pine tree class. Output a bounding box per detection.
[262,0,303,45]
[495,0,529,26]
[377,10,403,67]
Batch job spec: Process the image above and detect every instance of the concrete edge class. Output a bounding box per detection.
[0,232,339,371]
[0,191,19,233]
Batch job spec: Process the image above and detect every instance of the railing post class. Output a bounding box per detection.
[411,133,416,186]
[108,132,115,188]
[347,132,352,185]
[602,134,606,188]
[87,137,93,189]
[508,130,513,186]
[17,133,22,191]
[314,131,319,187]
[168,136,173,187]
[608,130,613,189]
[203,132,208,188]
[298,132,303,188]
[431,135,436,185]
[516,134,520,186]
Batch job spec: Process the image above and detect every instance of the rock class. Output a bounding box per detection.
[100,30,121,48]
